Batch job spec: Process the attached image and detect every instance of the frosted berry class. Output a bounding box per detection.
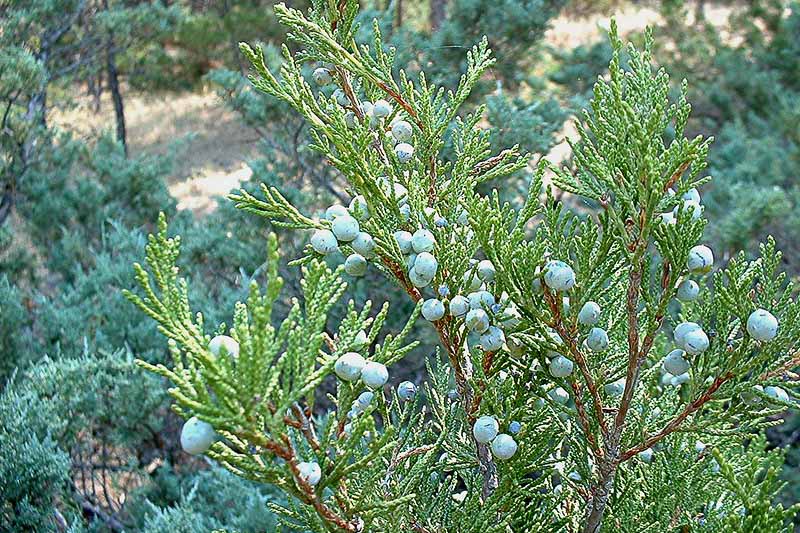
[180,416,217,455]
[587,327,610,351]
[468,290,495,310]
[361,361,389,389]
[687,245,714,273]
[491,434,518,460]
[332,214,359,242]
[670,373,690,386]
[334,352,366,381]
[674,200,703,220]
[391,120,413,142]
[674,322,701,348]
[548,387,569,404]
[578,301,601,325]
[413,252,438,279]
[344,253,368,276]
[480,326,505,351]
[747,309,778,342]
[325,204,349,220]
[409,268,433,288]
[683,327,710,355]
[508,421,522,434]
[456,208,469,226]
[209,335,239,358]
[765,385,790,403]
[463,270,482,291]
[332,88,349,106]
[676,280,700,301]
[549,354,574,378]
[351,331,369,352]
[449,295,470,317]
[395,142,414,163]
[477,260,496,282]
[405,253,418,270]
[682,188,701,203]
[422,298,446,321]
[472,415,499,444]
[437,284,450,298]
[297,461,322,486]
[411,229,436,253]
[394,231,413,254]
[637,448,654,463]
[397,381,417,401]
[348,195,370,220]
[356,391,374,410]
[604,378,625,397]
[311,229,339,255]
[399,203,411,221]
[350,232,376,258]
[465,309,490,333]
[372,99,392,118]
[344,111,357,128]
[312,67,332,86]
[663,349,690,375]
[544,261,576,292]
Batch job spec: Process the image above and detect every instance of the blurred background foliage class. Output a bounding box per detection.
[1,0,799,530]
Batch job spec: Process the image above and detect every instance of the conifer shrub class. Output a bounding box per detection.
[128,2,800,531]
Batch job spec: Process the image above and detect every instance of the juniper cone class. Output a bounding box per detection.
[127,3,800,531]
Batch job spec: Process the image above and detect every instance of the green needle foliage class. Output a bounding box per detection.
[129,2,800,531]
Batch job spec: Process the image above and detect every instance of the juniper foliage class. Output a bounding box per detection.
[129,2,800,531]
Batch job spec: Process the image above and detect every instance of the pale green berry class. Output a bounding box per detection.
[480,326,505,351]
[209,335,239,358]
[677,280,700,301]
[549,354,574,378]
[350,232,376,258]
[578,301,601,325]
[747,308,778,342]
[472,415,499,444]
[663,349,689,375]
[422,298,445,321]
[391,120,413,142]
[361,361,389,389]
[311,229,339,255]
[477,260,496,282]
[297,461,322,486]
[312,67,332,86]
[395,142,414,163]
[344,253,368,276]
[411,229,436,253]
[334,352,365,381]
[348,195,370,220]
[687,245,714,273]
[352,329,369,350]
[180,416,217,455]
[491,434,518,460]
[587,327,609,351]
[544,260,576,291]
[449,295,470,317]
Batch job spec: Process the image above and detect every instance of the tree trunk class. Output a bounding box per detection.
[395,0,403,29]
[103,0,127,156]
[582,435,620,532]
[429,0,447,31]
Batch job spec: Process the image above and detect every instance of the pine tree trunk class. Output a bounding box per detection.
[103,0,127,156]
[429,0,447,31]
